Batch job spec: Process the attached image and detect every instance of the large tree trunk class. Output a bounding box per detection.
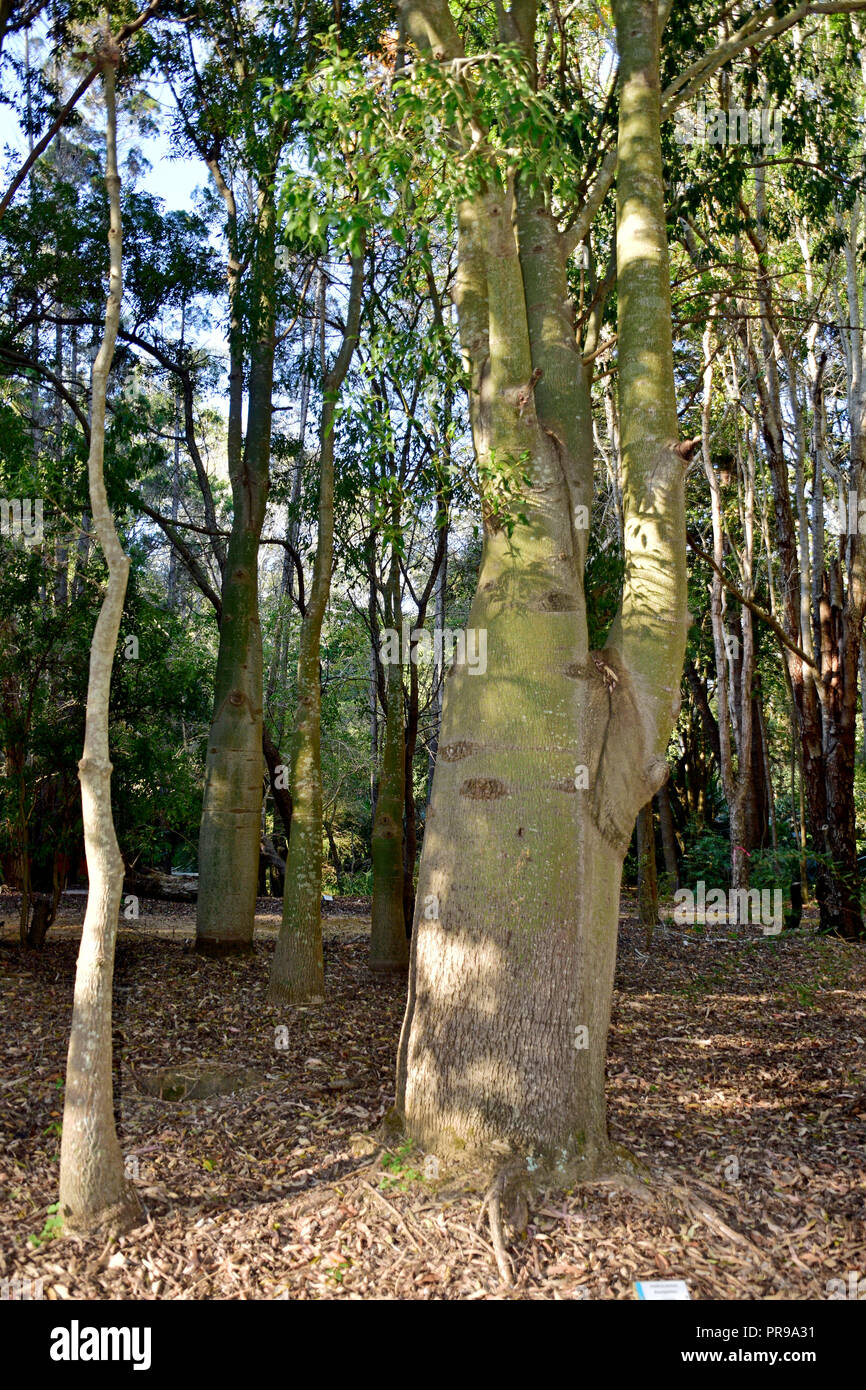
[269,251,364,1005]
[58,57,141,1238]
[195,194,276,954]
[393,0,688,1178]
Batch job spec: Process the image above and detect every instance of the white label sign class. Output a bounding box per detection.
[635,1280,691,1300]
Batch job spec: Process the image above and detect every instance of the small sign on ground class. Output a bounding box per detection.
[635,1280,691,1300]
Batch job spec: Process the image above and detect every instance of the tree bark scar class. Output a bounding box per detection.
[460,777,508,800]
[477,355,492,446]
[543,426,567,458]
[517,366,543,415]
[534,589,578,612]
[439,739,480,761]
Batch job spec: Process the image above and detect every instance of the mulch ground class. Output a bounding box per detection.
[1,889,864,1300]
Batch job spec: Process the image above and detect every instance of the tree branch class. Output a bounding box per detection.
[661,1,866,119]
[0,344,91,439]
[687,533,819,673]
[134,498,224,619]
[0,0,163,219]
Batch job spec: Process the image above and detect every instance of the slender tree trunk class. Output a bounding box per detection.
[54,320,69,606]
[745,693,769,850]
[701,317,755,898]
[1,625,32,941]
[269,251,364,1004]
[824,198,866,939]
[746,174,857,933]
[263,725,293,845]
[324,820,344,893]
[367,482,382,812]
[58,58,141,1237]
[427,520,447,807]
[266,295,314,713]
[656,782,678,888]
[636,801,659,940]
[369,642,379,808]
[370,547,408,971]
[196,193,276,953]
[402,639,420,938]
[167,305,185,610]
[684,658,721,766]
[403,517,447,935]
[821,569,865,938]
[756,685,778,864]
[71,512,91,600]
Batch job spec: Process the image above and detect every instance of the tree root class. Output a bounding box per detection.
[479,1159,529,1288]
[485,1181,514,1286]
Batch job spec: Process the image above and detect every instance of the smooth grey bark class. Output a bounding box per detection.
[393,0,690,1179]
[58,55,141,1237]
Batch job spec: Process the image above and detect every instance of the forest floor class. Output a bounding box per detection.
[1,888,865,1300]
